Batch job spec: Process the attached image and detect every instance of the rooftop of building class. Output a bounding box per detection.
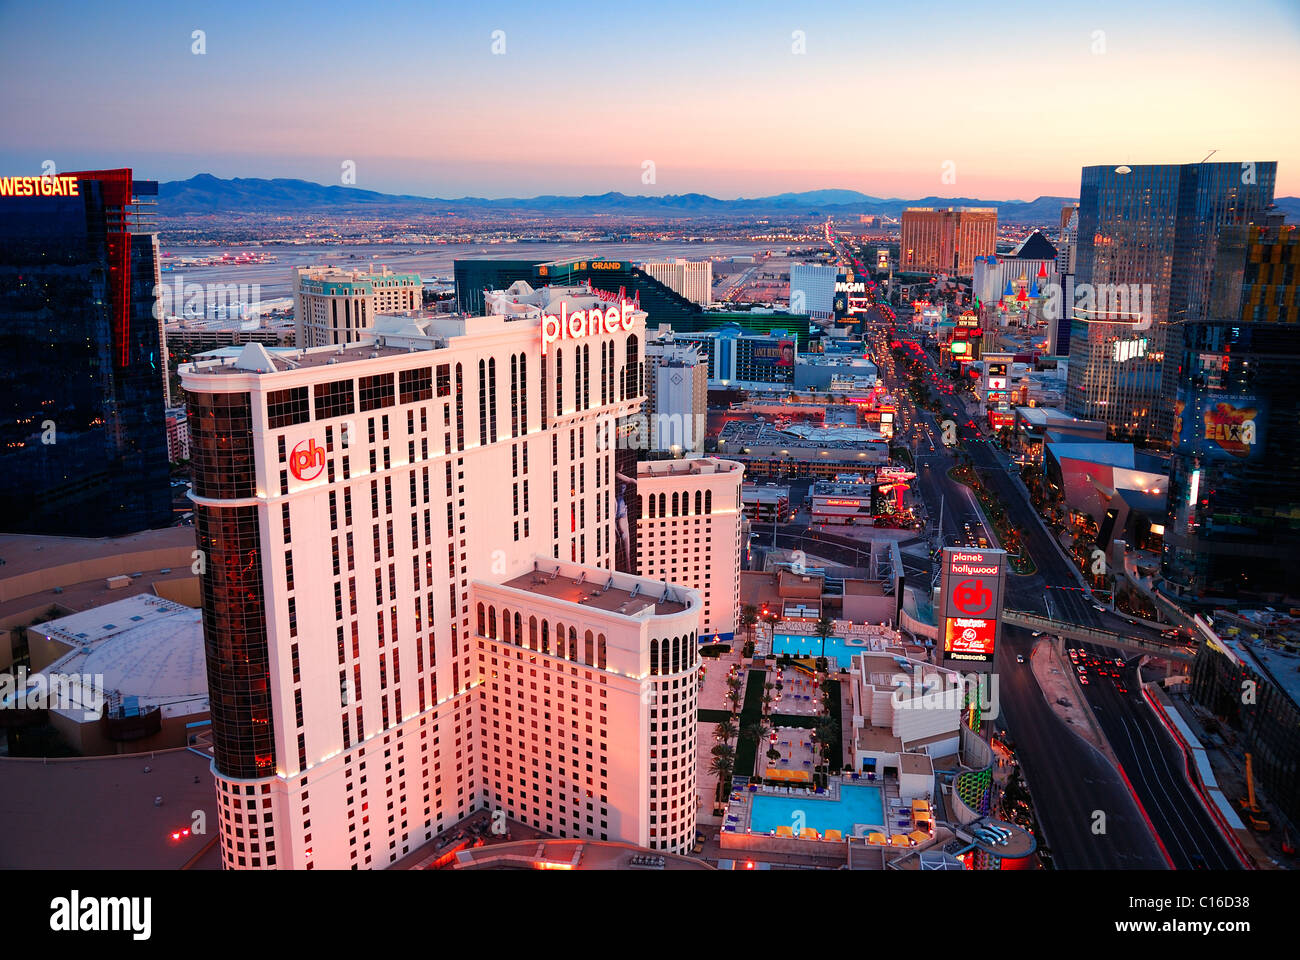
[637,457,743,479]
[500,561,691,618]
[0,528,200,627]
[1045,440,1167,473]
[0,745,221,869]
[740,483,791,502]
[1203,612,1300,708]
[719,420,887,449]
[811,478,875,497]
[898,752,934,776]
[452,837,711,871]
[14,594,207,719]
[1015,406,1104,427]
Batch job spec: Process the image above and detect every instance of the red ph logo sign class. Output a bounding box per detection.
[952,578,993,616]
[289,439,325,481]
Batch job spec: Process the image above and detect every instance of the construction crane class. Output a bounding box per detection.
[1238,753,1271,832]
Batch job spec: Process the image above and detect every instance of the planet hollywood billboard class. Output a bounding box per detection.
[938,547,1007,672]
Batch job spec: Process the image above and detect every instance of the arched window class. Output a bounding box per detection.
[529,615,538,651]
[502,608,511,644]
[510,354,519,438]
[598,633,607,669]
[648,492,656,518]
[695,490,702,515]
[555,348,563,416]
[625,334,639,399]
[568,626,578,661]
[650,637,659,674]
[705,489,712,514]
[477,602,486,636]
[584,629,595,666]
[514,612,523,647]
[478,359,488,447]
[658,493,666,517]
[660,638,670,673]
[601,341,608,406]
[672,636,680,672]
[585,350,594,414]
[672,492,679,517]
[512,356,522,429]
[555,623,565,659]
[488,605,497,639]
[541,619,550,654]
[454,363,465,450]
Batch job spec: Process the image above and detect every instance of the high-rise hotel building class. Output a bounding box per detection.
[900,207,997,277]
[182,286,703,869]
[294,265,423,348]
[636,457,745,641]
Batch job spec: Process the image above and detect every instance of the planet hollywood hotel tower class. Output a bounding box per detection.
[182,287,703,869]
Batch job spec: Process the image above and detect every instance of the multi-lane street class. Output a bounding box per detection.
[849,299,1234,869]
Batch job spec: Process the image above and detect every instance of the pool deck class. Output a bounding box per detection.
[723,775,889,841]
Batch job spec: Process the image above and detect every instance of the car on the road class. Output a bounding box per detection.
[1093,604,1107,612]
[1076,665,1086,674]
[1116,684,1128,694]
[1031,631,1042,637]
[1016,654,1025,664]
[1079,676,1089,685]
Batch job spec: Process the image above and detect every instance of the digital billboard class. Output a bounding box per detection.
[1175,393,1266,461]
[753,339,796,366]
[938,548,1006,671]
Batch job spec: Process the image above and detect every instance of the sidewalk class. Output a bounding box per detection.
[1029,638,1117,767]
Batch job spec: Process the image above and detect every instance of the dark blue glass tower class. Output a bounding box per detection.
[0,169,172,536]
[1066,162,1276,447]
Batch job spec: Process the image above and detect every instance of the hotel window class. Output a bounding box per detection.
[399,367,433,404]
[359,373,395,412]
[554,349,563,415]
[268,386,310,428]
[314,378,355,420]
[519,356,527,433]
[454,364,465,450]
[436,364,451,398]
[510,355,519,438]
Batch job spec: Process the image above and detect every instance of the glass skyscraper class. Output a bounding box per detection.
[1161,216,1300,606]
[1066,162,1276,447]
[0,169,172,536]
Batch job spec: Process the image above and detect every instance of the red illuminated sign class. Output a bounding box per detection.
[821,499,863,508]
[951,577,994,616]
[944,617,996,657]
[289,439,326,482]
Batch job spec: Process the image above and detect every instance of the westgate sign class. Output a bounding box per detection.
[541,300,638,355]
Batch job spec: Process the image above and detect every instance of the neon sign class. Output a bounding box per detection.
[0,175,80,197]
[540,300,638,355]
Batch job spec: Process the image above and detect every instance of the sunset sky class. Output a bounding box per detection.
[2,0,1298,200]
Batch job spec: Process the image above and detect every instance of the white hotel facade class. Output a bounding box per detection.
[181,286,702,870]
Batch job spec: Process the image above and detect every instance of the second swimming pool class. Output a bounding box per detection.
[749,784,884,836]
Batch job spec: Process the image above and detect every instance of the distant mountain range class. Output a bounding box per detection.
[157,174,1300,223]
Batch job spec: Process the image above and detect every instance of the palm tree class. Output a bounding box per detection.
[715,717,737,743]
[741,604,759,646]
[709,754,734,800]
[814,614,835,659]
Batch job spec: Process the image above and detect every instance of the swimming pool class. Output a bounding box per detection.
[772,632,867,667]
[749,784,884,836]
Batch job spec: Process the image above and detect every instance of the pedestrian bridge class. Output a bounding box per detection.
[1002,610,1197,663]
